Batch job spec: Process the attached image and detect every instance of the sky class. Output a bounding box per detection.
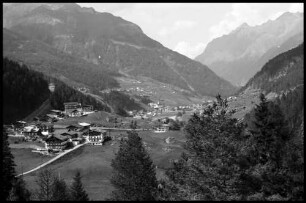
[77,3,303,59]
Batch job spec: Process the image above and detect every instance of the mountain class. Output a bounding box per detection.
[3,3,237,97]
[3,28,120,91]
[3,57,115,124]
[195,12,303,86]
[240,43,304,97]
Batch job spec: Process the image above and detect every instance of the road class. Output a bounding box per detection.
[16,142,87,177]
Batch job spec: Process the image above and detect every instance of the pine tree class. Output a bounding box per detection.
[164,95,245,200]
[2,130,16,201]
[8,176,31,201]
[70,170,89,201]
[110,131,158,201]
[248,93,289,167]
[51,176,70,201]
[239,93,292,200]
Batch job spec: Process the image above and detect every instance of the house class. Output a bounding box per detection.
[154,124,170,133]
[82,105,93,114]
[86,130,107,145]
[45,135,69,151]
[66,125,79,132]
[64,102,82,117]
[38,123,54,133]
[23,125,40,138]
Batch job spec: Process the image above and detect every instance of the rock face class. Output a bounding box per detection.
[3,3,237,97]
[195,12,303,86]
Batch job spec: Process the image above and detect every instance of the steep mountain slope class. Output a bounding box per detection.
[3,3,237,97]
[3,28,119,91]
[240,43,303,95]
[195,12,303,86]
[3,57,114,124]
[3,58,50,124]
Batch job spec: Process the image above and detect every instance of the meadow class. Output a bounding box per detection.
[18,130,186,200]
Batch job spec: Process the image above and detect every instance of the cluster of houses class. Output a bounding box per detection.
[45,122,110,152]
[37,103,95,123]
[5,120,111,153]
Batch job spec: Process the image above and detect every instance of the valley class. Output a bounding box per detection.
[2,3,304,202]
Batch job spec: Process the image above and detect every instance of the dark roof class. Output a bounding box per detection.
[64,102,80,105]
[78,126,90,132]
[66,125,78,129]
[60,132,71,136]
[83,105,93,107]
[89,130,102,136]
[46,135,68,142]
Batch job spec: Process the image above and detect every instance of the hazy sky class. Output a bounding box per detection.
[77,3,303,59]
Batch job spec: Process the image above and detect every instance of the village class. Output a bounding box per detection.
[4,94,239,159]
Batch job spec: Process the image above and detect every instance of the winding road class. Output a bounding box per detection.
[16,142,87,177]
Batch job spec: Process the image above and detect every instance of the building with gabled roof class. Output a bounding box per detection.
[45,135,69,151]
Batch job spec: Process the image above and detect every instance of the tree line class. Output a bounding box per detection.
[109,93,303,201]
[3,58,50,124]
[2,130,89,201]
[3,93,303,200]
[50,80,111,112]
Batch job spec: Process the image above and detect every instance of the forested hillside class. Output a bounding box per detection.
[240,43,303,94]
[3,28,120,91]
[3,3,237,97]
[100,91,144,116]
[50,81,111,112]
[3,58,50,124]
[3,58,115,123]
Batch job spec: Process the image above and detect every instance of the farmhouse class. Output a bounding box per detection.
[23,125,40,138]
[64,102,82,117]
[82,105,94,114]
[154,124,170,133]
[66,125,79,132]
[45,135,69,151]
[86,130,107,145]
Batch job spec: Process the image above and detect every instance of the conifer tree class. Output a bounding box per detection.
[110,131,158,201]
[2,130,16,201]
[9,176,31,201]
[51,176,70,201]
[70,170,89,201]
[239,93,292,200]
[164,94,245,200]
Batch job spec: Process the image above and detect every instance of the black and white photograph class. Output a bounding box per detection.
[2,2,304,201]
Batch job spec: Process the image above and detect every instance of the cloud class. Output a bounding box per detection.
[174,41,206,59]
[158,20,197,37]
[289,3,304,13]
[208,3,304,42]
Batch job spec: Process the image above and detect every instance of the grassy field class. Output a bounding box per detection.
[20,130,186,200]
[11,148,53,175]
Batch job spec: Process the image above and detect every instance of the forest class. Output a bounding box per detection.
[3,57,112,124]
[3,58,50,124]
[49,80,111,112]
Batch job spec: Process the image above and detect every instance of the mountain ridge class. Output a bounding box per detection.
[195,11,303,86]
[3,3,237,97]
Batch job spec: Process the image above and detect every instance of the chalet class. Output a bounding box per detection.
[86,130,107,145]
[39,123,54,133]
[45,135,69,151]
[14,121,27,130]
[23,125,40,137]
[71,109,82,117]
[64,102,82,117]
[154,124,170,133]
[82,105,94,114]
[66,125,79,132]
